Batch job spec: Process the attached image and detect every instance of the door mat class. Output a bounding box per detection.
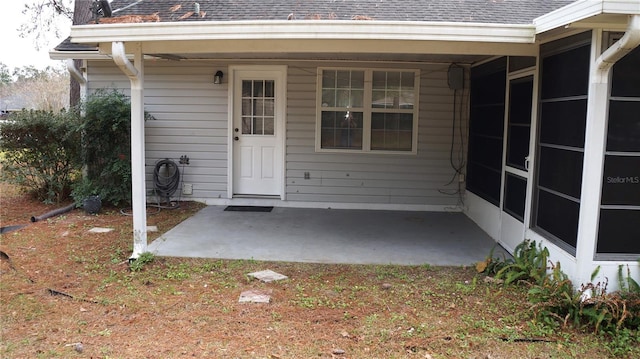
[224,206,273,212]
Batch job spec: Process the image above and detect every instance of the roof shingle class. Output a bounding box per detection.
[98,0,574,24]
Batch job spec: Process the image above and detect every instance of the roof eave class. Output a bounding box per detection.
[534,0,640,34]
[69,20,536,45]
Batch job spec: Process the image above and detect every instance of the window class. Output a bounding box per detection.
[242,80,275,135]
[317,68,419,153]
[467,57,507,205]
[596,43,640,259]
[533,32,591,254]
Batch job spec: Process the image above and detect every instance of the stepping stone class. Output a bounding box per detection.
[88,227,114,233]
[247,269,288,283]
[239,289,272,303]
[147,226,158,232]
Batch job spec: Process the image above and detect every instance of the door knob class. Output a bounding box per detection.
[234,136,239,141]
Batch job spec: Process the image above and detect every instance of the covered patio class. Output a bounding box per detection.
[148,206,508,266]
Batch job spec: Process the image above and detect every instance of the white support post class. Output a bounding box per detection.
[575,30,608,286]
[576,16,640,286]
[112,41,147,259]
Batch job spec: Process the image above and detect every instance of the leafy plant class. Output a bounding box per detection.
[0,109,82,203]
[72,89,133,207]
[129,252,155,272]
[494,240,549,285]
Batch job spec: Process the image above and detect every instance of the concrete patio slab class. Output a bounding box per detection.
[148,206,508,266]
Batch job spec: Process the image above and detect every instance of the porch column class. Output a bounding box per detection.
[576,16,640,285]
[112,41,147,259]
[575,30,608,285]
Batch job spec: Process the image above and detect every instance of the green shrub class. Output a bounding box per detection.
[494,240,549,285]
[72,90,132,207]
[483,242,640,356]
[0,109,82,203]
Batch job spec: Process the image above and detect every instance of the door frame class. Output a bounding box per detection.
[227,65,288,200]
[499,68,537,253]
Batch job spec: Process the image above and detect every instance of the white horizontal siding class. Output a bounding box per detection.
[87,59,467,208]
[285,63,467,208]
[88,60,229,200]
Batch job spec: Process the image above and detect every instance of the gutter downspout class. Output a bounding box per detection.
[576,15,640,288]
[112,41,148,260]
[66,59,87,108]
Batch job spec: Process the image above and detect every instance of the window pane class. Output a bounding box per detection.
[400,90,414,109]
[320,111,363,150]
[536,189,579,249]
[336,89,350,107]
[242,117,252,134]
[264,99,274,117]
[351,89,363,108]
[264,117,274,135]
[386,71,401,88]
[264,80,275,98]
[242,99,252,117]
[611,45,640,97]
[242,80,252,97]
[351,71,364,89]
[253,117,263,135]
[372,90,386,108]
[597,209,640,254]
[538,146,583,199]
[539,99,587,148]
[541,44,590,99]
[601,155,640,206]
[254,99,264,116]
[322,89,336,107]
[401,72,414,89]
[322,70,336,88]
[372,71,386,89]
[504,173,527,221]
[253,81,263,97]
[371,113,413,151]
[607,100,640,152]
[336,71,351,88]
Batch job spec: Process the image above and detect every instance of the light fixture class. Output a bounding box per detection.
[214,71,224,84]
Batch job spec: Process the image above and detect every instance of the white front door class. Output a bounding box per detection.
[500,73,534,253]
[231,67,286,197]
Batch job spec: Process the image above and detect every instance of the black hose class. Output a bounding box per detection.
[31,203,76,222]
[153,159,180,201]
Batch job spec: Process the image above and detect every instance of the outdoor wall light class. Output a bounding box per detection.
[214,71,224,84]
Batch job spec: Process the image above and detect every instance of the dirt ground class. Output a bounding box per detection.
[0,183,633,358]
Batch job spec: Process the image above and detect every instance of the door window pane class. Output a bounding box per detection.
[504,173,527,221]
[241,80,275,136]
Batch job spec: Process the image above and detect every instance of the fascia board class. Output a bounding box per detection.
[535,0,640,34]
[70,20,535,45]
[48,50,106,61]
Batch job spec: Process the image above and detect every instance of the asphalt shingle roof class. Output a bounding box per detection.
[101,0,574,24]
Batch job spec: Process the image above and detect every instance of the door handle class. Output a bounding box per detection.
[234,136,239,141]
[524,156,530,171]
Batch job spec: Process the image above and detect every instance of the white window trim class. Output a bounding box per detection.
[315,67,420,155]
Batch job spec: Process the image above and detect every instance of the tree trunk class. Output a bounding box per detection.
[70,0,93,107]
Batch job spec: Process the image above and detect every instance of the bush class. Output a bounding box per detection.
[0,109,82,203]
[72,90,132,207]
[481,242,640,356]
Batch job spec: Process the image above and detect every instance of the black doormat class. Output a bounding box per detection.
[224,206,273,212]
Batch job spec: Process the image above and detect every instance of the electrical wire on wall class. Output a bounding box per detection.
[439,63,468,208]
